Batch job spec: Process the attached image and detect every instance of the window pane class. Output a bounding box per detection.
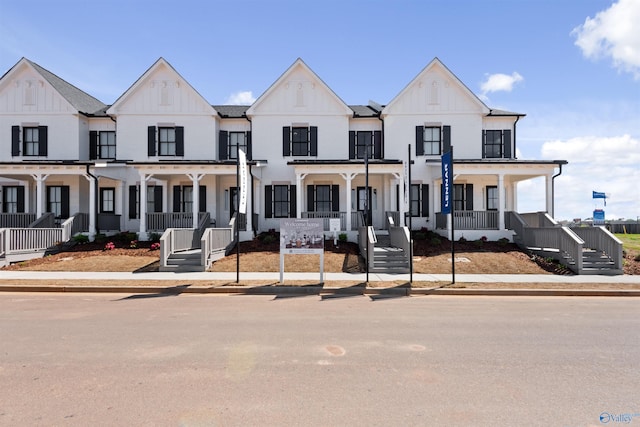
[99,131,116,159]
[423,127,441,155]
[48,187,62,217]
[274,185,289,218]
[356,132,373,159]
[484,130,502,158]
[315,185,331,212]
[410,184,420,216]
[229,132,246,159]
[291,127,308,156]
[24,127,39,156]
[487,186,498,210]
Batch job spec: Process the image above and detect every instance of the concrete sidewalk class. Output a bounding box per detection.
[0,270,639,284]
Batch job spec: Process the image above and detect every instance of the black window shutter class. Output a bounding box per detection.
[440,184,444,210]
[148,126,156,156]
[246,131,252,161]
[265,185,272,218]
[61,186,70,218]
[17,186,25,213]
[307,185,315,212]
[128,186,137,219]
[482,130,486,157]
[443,125,451,154]
[199,185,207,212]
[282,126,290,156]
[421,184,429,217]
[374,131,382,159]
[503,129,512,158]
[415,126,424,156]
[175,126,184,156]
[154,186,163,213]
[465,184,474,211]
[309,126,318,156]
[173,186,181,212]
[89,131,98,160]
[11,126,20,156]
[332,185,340,212]
[348,131,356,159]
[289,185,296,218]
[38,126,48,156]
[218,130,228,160]
[395,184,399,211]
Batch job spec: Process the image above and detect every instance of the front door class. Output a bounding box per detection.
[357,186,373,227]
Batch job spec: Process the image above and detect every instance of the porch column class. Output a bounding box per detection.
[295,173,307,219]
[341,172,355,231]
[545,173,553,216]
[392,172,405,227]
[30,174,49,218]
[23,180,30,214]
[498,173,505,230]
[79,172,98,239]
[139,173,151,239]
[187,173,204,229]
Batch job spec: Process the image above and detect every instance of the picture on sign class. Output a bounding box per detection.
[280,218,324,254]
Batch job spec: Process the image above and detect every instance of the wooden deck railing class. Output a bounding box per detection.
[571,226,623,271]
[201,227,234,269]
[0,213,36,228]
[436,211,499,230]
[147,212,209,231]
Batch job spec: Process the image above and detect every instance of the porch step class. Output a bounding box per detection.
[160,249,205,272]
[370,236,410,274]
[579,249,622,276]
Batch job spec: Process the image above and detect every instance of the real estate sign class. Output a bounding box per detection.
[279,218,324,283]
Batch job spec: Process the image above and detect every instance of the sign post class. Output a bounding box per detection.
[441,147,455,284]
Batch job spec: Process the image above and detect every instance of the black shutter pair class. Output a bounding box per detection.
[349,131,382,159]
[46,186,69,218]
[148,126,184,156]
[172,186,207,213]
[415,125,450,155]
[128,185,163,219]
[11,126,47,156]
[283,126,317,156]
[1,186,25,213]
[264,185,297,218]
[219,131,253,161]
[306,185,340,212]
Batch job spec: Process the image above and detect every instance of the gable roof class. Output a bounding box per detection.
[1,58,107,115]
[107,57,216,115]
[213,105,250,118]
[246,58,353,116]
[382,57,490,116]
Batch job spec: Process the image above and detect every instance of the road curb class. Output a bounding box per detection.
[1,285,639,297]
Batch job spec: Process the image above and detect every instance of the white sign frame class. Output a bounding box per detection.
[279,218,324,283]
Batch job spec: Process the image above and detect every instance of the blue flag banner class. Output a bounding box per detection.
[441,151,452,214]
[592,191,606,199]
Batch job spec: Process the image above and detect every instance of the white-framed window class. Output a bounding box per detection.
[422,127,441,155]
[158,127,176,156]
[99,131,116,159]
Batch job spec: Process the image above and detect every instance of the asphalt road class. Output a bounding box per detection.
[1,293,638,426]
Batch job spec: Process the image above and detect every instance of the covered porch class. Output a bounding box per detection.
[429,159,567,240]
[129,162,256,240]
[288,160,405,237]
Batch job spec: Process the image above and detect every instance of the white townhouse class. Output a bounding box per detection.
[0,56,567,243]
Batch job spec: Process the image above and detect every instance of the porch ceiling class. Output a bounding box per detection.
[290,161,403,175]
[130,163,238,176]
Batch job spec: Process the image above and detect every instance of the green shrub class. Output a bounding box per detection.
[413,232,427,240]
[634,254,640,262]
[497,237,510,246]
[338,233,348,242]
[262,234,276,244]
[148,232,161,243]
[430,237,441,246]
[458,236,467,243]
[94,233,107,243]
[72,234,89,244]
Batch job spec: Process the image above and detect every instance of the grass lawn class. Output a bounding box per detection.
[616,233,640,252]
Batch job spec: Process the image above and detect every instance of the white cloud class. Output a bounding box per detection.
[527,135,640,220]
[480,72,524,95]
[571,0,640,79]
[224,91,256,105]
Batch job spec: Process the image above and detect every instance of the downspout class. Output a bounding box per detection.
[513,115,520,159]
[551,163,563,218]
[245,113,255,236]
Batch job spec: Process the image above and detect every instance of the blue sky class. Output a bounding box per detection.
[1,0,638,220]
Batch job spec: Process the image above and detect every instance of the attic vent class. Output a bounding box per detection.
[159,80,173,106]
[23,80,36,106]
[429,81,439,105]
